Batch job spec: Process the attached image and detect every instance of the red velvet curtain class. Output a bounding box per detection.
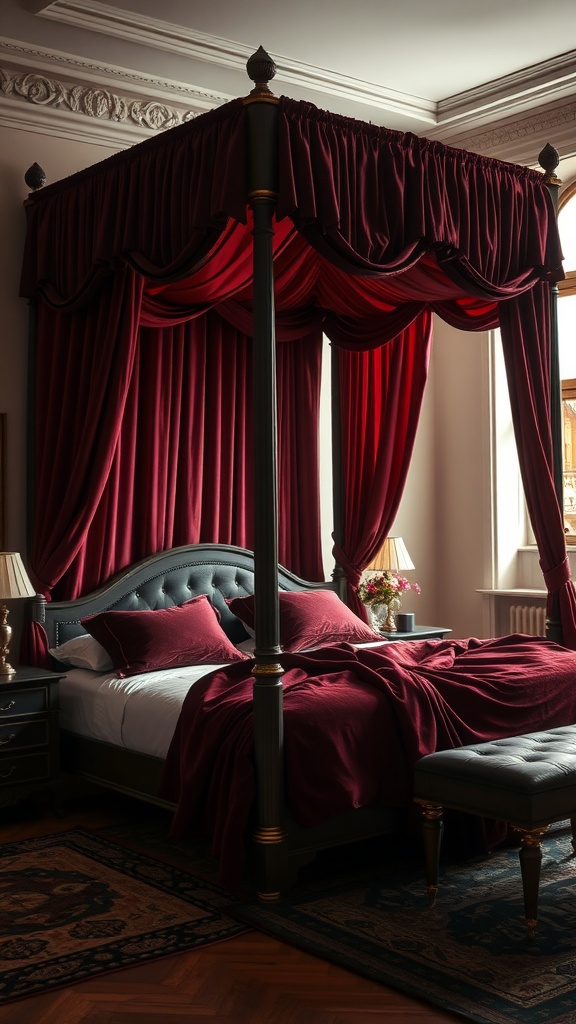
[21,101,248,306]
[21,96,572,643]
[499,289,576,648]
[31,268,143,597]
[31,300,325,601]
[275,97,573,641]
[332,313,433,613]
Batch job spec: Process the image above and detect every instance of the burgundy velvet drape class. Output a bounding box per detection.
[32,268,143,598]
[333,313,433,613]
[21,95,571,643]
[32,298,324,601]
[275,97,573,642]
[500,289,576,648]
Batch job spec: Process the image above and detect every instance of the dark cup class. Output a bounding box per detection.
[396,612,415,632]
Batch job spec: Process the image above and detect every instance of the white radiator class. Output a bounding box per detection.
[509,604,547,636]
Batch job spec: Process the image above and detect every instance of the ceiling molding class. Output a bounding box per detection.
[35,0,438,125]
[0,37,232,109]
[33,0,576,130]
[437,49,576,126]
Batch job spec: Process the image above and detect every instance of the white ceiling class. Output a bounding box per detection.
[81,0,575,102]
[3,0,576,166]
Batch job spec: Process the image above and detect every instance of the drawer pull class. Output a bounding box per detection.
[0,701,15,713]
[0,766,16,779]
[0,734,16,746]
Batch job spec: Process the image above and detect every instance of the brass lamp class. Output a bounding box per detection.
[365,537,414,631]
[0,553,36,679]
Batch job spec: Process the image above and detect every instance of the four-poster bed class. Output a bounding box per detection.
[19,49,576,898]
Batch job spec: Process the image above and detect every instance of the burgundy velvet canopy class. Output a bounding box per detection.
[20,93,575,647]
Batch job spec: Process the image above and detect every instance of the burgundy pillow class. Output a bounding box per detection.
[81,596,248,677]
[226,589,379,652]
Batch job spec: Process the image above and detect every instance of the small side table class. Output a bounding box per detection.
[379,625,452,642]
[0,666,62,808]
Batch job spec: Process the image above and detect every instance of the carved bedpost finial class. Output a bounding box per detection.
[246,46,277,98]
[24,163,46,191]
[538,143,562,186]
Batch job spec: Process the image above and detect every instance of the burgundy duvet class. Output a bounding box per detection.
[158,635,576,886]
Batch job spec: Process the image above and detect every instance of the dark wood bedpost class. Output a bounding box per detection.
[539,144,564,644]
[244,48,289,900]
[330,346,348,603]
[23,163,47,553]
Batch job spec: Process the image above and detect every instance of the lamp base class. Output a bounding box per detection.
[0,660,16,680]
[0,605,15,680]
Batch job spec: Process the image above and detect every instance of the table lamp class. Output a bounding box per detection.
[365,537,415,631]
[0,552,36,679]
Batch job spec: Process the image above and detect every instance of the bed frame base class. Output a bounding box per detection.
[60,731,169,807]
[247,805,408,899]
[61,730,406,896]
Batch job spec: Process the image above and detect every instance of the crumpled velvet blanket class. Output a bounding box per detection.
[158,635,576,887]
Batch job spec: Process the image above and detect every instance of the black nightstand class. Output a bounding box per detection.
[379,625,452,642]
[0,666,62,807]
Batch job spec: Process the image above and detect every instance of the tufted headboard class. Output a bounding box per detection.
[31,543,335,650]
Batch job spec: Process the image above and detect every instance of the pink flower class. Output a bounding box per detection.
[356,570,420,606]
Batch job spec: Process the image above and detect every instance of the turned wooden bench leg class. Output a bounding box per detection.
[515,826,548,939]
[420,803,444,905]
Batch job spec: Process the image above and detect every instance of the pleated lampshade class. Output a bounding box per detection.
[0,552,36,600]
[365,537,414,573]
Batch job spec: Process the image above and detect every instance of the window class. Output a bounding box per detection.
[563,379,576,537]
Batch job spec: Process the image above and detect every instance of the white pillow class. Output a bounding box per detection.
[49,633,114,672]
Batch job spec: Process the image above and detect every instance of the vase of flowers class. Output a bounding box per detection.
[356,570,421,632]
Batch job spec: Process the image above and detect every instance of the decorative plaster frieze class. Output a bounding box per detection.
[439,101,576,165]
[0,65,198,131]
[459,103,576,152]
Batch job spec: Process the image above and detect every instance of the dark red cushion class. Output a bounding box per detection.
[81,596,248,676]
[226,589,379,652]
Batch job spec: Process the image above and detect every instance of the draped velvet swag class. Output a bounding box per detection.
[20,93,574,648]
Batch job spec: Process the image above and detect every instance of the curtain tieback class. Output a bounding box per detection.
[331,543,362,589]
[542,557,571,593]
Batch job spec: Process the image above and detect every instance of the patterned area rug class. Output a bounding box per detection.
[235,826,576,1024]
[0,828,246,1004]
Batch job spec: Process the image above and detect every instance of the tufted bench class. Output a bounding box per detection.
[413,726,576,938]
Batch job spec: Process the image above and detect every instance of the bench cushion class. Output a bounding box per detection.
[413,726,576,827]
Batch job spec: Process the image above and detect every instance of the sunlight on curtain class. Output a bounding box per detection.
[558,193,576,272]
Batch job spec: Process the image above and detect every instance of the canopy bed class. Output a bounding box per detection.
[19,48,576,898]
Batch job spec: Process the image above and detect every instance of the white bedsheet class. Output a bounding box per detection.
[59,639,389,760]
[59,663,225,759]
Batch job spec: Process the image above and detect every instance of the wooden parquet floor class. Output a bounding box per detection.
[0,793,465,1024]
